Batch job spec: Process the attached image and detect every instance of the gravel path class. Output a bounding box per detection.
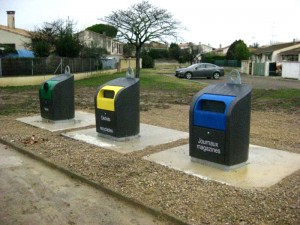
[0,104,299,225]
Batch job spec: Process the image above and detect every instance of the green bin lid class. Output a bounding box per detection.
[39,80,58,100]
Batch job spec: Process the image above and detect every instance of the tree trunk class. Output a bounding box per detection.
[135,48,141,78]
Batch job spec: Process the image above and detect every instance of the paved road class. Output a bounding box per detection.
[168,74,300,90]
[174,74,300,90]
[0,143,169,225]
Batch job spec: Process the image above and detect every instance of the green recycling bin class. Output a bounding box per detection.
[39,72,74,121]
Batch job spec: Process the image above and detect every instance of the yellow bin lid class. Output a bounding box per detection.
[96,85,124,111]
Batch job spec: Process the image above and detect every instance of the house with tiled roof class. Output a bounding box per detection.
[0,11,31,50]
[280,47,300,62]
[253,41,300,62]
[212,45,230,56]
[143,41,168,50]
[77,29,123,58]
[179,42,215,53]
[246,41,300,79]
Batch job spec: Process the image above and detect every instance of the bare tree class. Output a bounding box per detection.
[102,1,183,77]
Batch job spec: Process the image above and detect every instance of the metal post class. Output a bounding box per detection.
[31,59,34,75]
[90,58,92,75]
[0,58,2,76]
[61,58,63,74]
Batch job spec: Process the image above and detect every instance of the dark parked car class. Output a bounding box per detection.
[175,63,224,79]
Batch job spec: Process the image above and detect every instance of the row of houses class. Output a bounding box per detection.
[0,11,123,59]
[241,41,300,80]
[178,41,300,80]
[1,11,299,79]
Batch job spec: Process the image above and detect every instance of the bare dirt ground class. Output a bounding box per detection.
[0,71,299,224]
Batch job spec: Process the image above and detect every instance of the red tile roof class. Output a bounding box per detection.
[254,42,300,54]
[0,25,31,38]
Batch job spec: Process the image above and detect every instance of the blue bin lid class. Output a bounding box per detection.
[193,94,236,130]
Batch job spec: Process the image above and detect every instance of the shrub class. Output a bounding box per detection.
[201,52,226,64]
[142,55,155,68]
[148,49,168,59]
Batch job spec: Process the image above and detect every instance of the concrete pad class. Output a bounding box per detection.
[143,144,300,189]
[62,124,188,153]
[16,111,95,132]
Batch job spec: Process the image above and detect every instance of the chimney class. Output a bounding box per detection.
[219,44,222,49]
[7,11,15,28]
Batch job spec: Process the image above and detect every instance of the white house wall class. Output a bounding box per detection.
[78,30,111,53]
[77,30,123,56]
[282,62,300,80]
[0,29,31,49]
[201,45,214,53]
[273,43,300,62]
[241,60,251,74]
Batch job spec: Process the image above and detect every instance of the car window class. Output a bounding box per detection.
[187,64,197,69]
[206,64,215,68]
[197,64,205,68]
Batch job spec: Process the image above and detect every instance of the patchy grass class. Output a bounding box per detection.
[252,89,300,112]
[75,69,204,93]
[0,85,38,91]
[75,73,123,87]
[1,68,299,115]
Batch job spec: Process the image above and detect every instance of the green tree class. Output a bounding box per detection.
[226,40,250,60]
[55,21,81,57]
[202,52,225,64]
[31,40,51,57]
[168,43,180,60]
[148,49,168,59]
[27,19,81,57]
[178,48,191,63]
[55,33,81,57]
[102,1,183,77]
[142,55,155,68]
[86,24,118,38]
[80,44,108,58]
[0,44,16,56]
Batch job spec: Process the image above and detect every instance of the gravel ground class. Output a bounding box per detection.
[0,103,299,224]
[0,66,299,224]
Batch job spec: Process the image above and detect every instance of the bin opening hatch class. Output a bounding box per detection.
[103,90,115,99]
[200,100,226,113]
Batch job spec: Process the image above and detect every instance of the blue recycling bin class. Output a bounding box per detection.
[189,83,251,167]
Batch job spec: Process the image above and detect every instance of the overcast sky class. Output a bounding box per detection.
[0,0,299,48]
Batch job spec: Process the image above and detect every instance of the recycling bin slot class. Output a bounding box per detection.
[39,73,74,121]
[190,83,252,167]
[104,90,115,99]
[95,77,139,139]
[200,100,225,113]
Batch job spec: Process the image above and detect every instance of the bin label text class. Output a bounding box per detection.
[100,126,113,134]
[197,138,221,154]
[101,115,111,122]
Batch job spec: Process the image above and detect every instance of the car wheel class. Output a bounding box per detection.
[213,72,220,79]
[185,72,192,80]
